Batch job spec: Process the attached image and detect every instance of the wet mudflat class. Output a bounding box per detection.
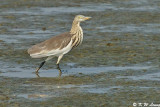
[0,0,160,106]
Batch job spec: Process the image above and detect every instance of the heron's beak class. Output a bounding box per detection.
[84,16,92,20]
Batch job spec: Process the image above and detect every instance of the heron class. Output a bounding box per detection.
[28,15,91,75]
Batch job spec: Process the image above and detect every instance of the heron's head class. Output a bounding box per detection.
[74,15,91,22]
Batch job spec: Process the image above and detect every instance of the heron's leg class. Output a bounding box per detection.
[45,56,54,61]
[35,56,54,73]
[56,55,63,65]
[35,61,45,73]
[57,64,62,77]
[56,55,63,74]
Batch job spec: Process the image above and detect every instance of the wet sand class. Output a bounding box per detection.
[0,0,160,106]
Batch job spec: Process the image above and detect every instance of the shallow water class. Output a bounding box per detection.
[0,0,160,106]
[97,24,160,34]
[118,71,160,81]
[0,64,153,78]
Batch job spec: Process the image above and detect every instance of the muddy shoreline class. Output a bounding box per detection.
[0,0,160,106]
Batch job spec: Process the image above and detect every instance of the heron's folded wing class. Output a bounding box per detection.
[28,32,72,58]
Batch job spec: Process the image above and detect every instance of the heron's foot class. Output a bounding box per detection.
[31,68,39,74]
[31,68,40,77]
[35,68,40,73]
[57,64,63,77]
[58,70,62,77]
[35,73,40,77]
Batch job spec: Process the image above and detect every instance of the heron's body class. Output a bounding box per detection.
[28,32,74,58]
[28,15,91,74]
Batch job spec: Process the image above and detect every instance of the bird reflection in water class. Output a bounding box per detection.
[35,67,62,78]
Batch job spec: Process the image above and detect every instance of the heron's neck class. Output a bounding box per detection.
[70,20,82,34]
